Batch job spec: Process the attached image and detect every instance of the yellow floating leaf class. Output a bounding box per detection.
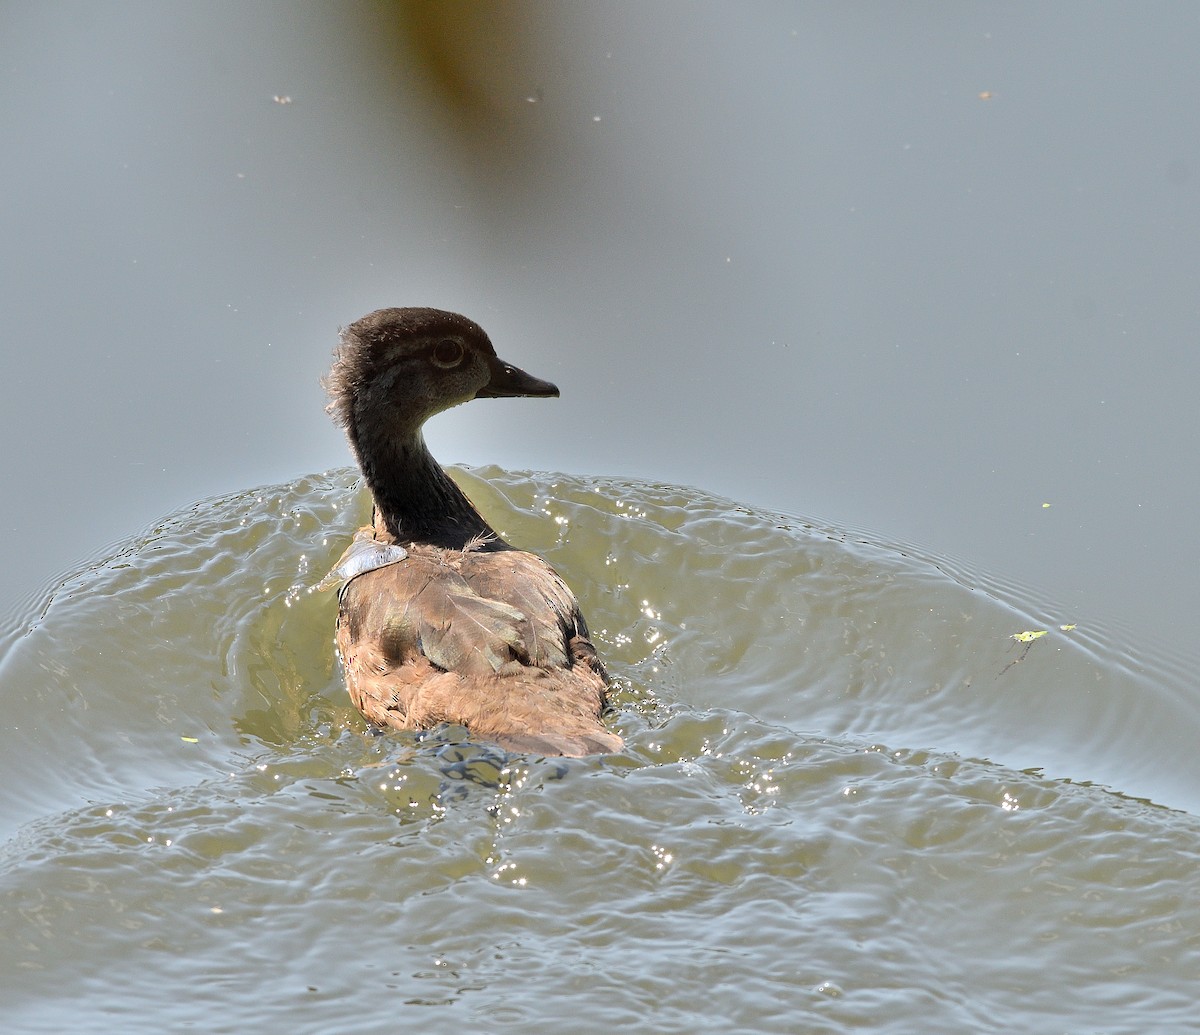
[1059,624,1076,631]
[1011,630,1048,643]
[181,736,199,743]
[1041,502,1052,508]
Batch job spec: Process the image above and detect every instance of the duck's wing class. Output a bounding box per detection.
[458,550,607,680]
[407,569,531,675]
[338,551,534,676]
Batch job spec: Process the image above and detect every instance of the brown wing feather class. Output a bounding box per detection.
[457,551,583,669]
[335,545,620,756]
[408,569,529,675]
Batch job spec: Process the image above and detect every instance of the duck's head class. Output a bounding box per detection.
[325,307,559,443]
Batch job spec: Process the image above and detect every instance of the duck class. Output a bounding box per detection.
[322,307,622,757]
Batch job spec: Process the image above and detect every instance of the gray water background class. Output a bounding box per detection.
[3,2,1198,657]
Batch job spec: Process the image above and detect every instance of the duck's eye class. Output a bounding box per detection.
[431,338,466,368]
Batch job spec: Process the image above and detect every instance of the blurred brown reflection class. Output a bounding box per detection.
[395,0,571,185]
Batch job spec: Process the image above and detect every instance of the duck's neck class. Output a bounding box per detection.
[353,427,503,549]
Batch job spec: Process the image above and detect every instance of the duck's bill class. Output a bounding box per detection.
[477,355,560,399]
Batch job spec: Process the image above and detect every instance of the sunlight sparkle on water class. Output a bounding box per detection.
[492,861,528,886]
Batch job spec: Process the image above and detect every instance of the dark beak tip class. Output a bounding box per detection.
[481,356,560,399]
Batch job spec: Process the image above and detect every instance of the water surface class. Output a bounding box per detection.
[3,469,1198,1033]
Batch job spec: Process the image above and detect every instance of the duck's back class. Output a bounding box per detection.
[335,543,620,756]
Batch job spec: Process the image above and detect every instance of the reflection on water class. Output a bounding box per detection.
[2,468,1200,1033]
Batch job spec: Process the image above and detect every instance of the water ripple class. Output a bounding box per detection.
[2,467,1198,1033]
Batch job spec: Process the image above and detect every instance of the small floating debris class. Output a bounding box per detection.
[1000,629,1048,676]
[997,624,1078,676]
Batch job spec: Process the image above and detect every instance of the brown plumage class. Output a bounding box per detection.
[323,307,622,757]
